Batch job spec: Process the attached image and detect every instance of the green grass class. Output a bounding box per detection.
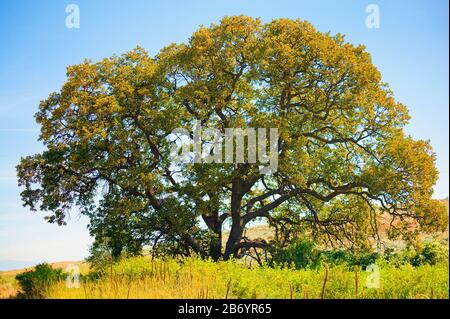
[45,256,449,299]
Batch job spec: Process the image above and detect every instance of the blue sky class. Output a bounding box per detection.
[0,0,448,269]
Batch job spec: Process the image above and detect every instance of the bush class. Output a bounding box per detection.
[318,250,380,268]
[381,247,415,267]
[15,263,66,299]
[268,239,381,270]
[411,241,448,266]
[268,239,320,269]
[269,237,449,270]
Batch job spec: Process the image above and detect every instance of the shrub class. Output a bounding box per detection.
[269,237,449,270]
[318,250,353,266]
[411,241,448,266]
[268,239,320,269]
[268,239,381,270]
[15,263,66,299]
[381,247,415,267]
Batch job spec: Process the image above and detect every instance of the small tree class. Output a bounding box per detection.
[17,16,447,260]
[15,263,65,299]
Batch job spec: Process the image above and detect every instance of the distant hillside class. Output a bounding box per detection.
[0,260,39,272]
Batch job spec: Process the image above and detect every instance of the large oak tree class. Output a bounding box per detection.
[17,16,447,260]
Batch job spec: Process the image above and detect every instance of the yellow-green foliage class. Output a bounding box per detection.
[46,256,449,299]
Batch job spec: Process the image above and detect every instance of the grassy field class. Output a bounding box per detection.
[2,208,448,300]
[1,255,448,299]
[0,270,18,299]
[42,256,448,299]
[0,261,88,299]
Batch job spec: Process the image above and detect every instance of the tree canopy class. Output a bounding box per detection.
[17,16,447,260]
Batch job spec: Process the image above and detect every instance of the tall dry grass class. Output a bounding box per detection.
[46,256,449,299]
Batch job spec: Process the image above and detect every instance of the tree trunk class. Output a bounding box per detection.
[202,206,223,261]
[210,231,222,261]
[223,220,243,260]
[223,178,245,260]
